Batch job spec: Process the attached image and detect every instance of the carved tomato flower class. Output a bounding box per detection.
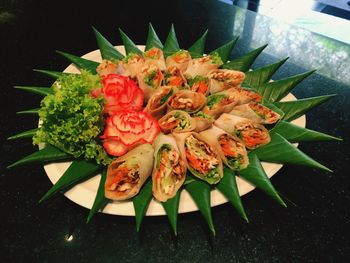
[101,110,160,156]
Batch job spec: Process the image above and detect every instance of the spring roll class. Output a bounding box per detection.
[167,90,206,114]
[208,69,245,94]
[230,102,281,124]
[227,87,262,105]
[193,111,214,132]
[143,47,167,71]
[214,113,270,149]
[105,143,154,200]
[184,52,223,79]
[159,110,196,134]
[202,89,239,118]
[188,75,209,95]
[200,126,249,171]
[173,132,223,184]
[152,133,187,202]
[137,64,164,101]
[163,66,187,88]
[119,53,145,78]
[144,86,176,119]
[165,50,191,73]
[96,59,119,77]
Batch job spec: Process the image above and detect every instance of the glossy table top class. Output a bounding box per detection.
[1,0,349,262]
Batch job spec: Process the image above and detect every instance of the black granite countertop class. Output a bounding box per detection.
[1,0,349,262]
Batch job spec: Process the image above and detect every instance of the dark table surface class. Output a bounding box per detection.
[1,0,349,262]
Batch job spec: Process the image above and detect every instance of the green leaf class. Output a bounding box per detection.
[163,24,180,57]
[7,128,38,140]
[185,179,215,235]
[244,57,289,88]
[210,37,239,63]
[274,94,336,122]
[87,168,110,223]
[7,144,71,169]
[216,167,248,222]
[188,30,208,58]
[118,28,143,55]
[132,179,153,232]
[145,23,163,51]
[223,44,268,72]
[39,159,101,203]
[271,121,342,143]
[56,50,99,73]
[258,70,316,102]
[161,190,181,235]
[239,152,286,206]
[253,133,332,172]
[92,26,124,60]
[33,69,69,79]
[14,86,53,96]
[17,108,39,115]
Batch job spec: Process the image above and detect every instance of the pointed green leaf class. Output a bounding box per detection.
[223,44,268,72]
[17,108,39,115]
[92,26,124,60]
[210,37,239,63]
[145,23,163,51]
[33,69,69,79]
[253,133,332,172]
[14,86,53,96]
[8,128,38,140]
[7,144,71,169]
[163,24,180,57]
[274,94,336,122]
[118,28,143,55]
[258,70,316,102]
[132,179,153,232]
[161,190,181,235]
[244,57,289,88]
[39,159,101,202]
[185,179,215,235]
[239,152,286,206]
[87,168,110,223]
[216,167,248,222]
[56,50,99,73]
[271,121,342,143]
[188,30,208,58]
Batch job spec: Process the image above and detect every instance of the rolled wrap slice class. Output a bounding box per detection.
[208,69,245,94]
[188,75,209,95]
[105,143,154,200]
[184,52,223,79]
[202,89,240,118]
[200,126,249,171]
[173,132,223,184]
[137,63,163,101]
[96,59,119,77]
[143,47,167,71]
[193,111,214,132]
[144,86,176,119]
[214,113,270,149]
[159,110,196,134]
[163,66,187,88]
[165,50,191,73]
[119,53,145,78]
[152,133,187,202]
[167,90,206,114]
[230,102,281,124]
[227,87,262,105]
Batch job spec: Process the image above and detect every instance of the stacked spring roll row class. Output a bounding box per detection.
[99,47,281,202]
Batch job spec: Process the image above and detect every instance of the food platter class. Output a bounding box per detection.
[43,46,306,216]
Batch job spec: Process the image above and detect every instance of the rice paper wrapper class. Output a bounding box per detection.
[143,47,167,71]
[105,143,154,201]
[144,86,176,120]
[165,50,191,73]
[136,63,163,101]
[208,69,245,94]
[184,56,220,79]
[152,133,186,202]
[230,103,262,123]
[159,110,196,134]
[167,90,206,114]
[202,89,240,118]
[193,116,214,132]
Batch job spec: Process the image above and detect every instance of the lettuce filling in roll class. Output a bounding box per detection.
[189,75,209,95]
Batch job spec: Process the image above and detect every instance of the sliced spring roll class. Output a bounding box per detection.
[105,143,154,201]
[208,69,245,94]
[96,59,119,77]
[165,50,191,73]
[158,110,196,134]
[214,113,270,149]
[188,75,209,95]
[230,102,281,124]
[193,111,214,132]
[227,87,262,105]
[152,133,187,202]
[183,52,223,79]
[200,126,249,171]
[173,132,223,184]
[137,64,164,101]
[143,47,167,71]
[167,90,206,114]
[144,86,176,119]
[163,66,187,88]
[119,53,145,78]
[202,89,239,118]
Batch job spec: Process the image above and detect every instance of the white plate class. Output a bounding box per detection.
[43,46,306,216]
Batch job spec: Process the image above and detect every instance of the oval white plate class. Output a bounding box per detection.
[44,46,306,216]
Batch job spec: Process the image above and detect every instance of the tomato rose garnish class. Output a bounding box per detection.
[91,74,144,114]
[101,110,160,156]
